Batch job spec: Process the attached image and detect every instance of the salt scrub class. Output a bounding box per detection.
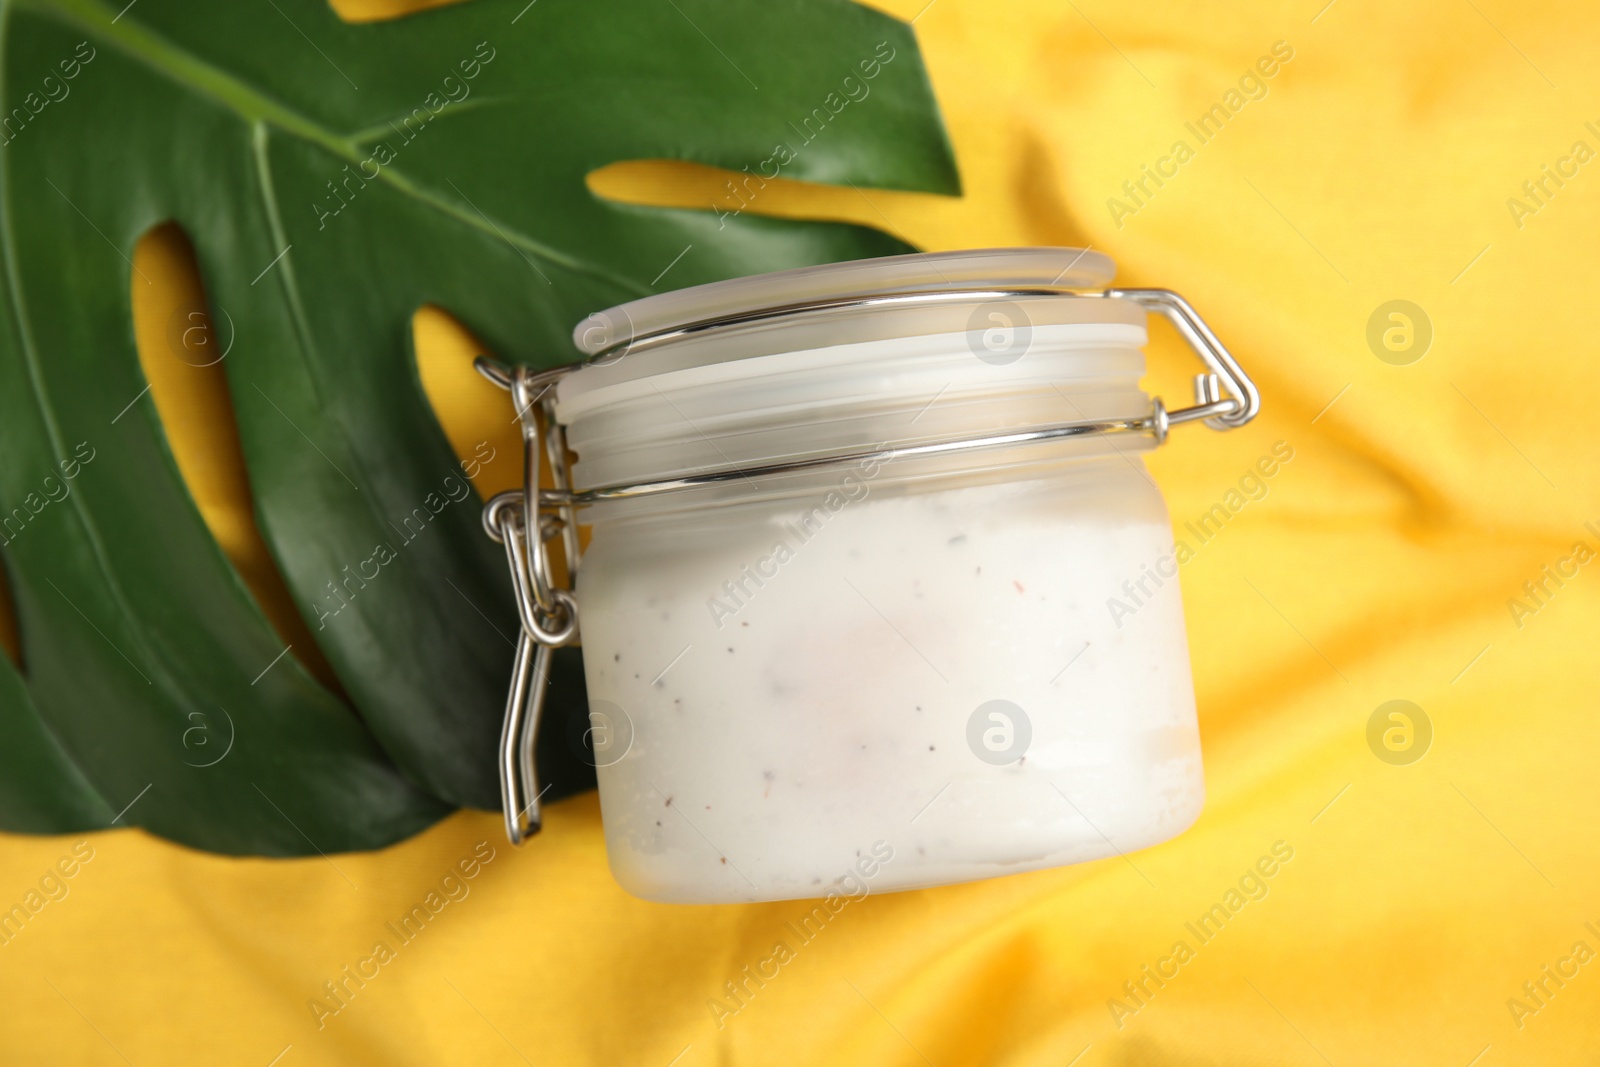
[556,249,1211,904]
[577,460,1200,904]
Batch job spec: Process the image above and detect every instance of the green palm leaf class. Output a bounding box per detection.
[0,0,957,852]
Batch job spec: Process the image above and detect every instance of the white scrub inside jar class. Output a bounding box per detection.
[558,282,1202,904]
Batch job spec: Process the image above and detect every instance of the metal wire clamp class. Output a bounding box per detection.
[474,286,1258,844]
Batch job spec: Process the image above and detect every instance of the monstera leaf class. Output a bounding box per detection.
[0,0,957,852]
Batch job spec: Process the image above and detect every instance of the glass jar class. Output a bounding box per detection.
[479,249,1259,904]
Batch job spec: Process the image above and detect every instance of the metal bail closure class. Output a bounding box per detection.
[479,364,581,845]
[472,282,1259,844]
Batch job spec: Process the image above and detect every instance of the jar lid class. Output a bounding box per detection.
[570,247,1115,360]
[474,250,1261,506]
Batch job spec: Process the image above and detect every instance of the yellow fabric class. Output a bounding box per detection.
[6,0,1598,1062]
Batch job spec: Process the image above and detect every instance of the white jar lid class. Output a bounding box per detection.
[559,248,1127,422]
[571,247,1114,359]
[469,248,1261,508]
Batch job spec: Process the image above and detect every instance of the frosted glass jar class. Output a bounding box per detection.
[510,249,1258,904]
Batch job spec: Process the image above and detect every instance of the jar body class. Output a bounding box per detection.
[576,455,1201,903]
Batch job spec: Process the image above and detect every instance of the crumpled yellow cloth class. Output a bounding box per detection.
[5,0,1598,1063]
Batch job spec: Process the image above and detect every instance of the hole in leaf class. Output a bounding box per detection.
[412,305,587,584]
[0,553,20,670]
[586,159,897,233]
[130,223,346,696]
[326,0,469,23]
[413,305,521,501]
